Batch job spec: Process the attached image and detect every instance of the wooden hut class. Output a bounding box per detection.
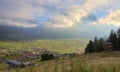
[103,42,113,51]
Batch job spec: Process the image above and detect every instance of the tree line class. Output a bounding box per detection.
[85,28,120,53]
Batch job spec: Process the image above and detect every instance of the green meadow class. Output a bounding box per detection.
[0,39,120,72]
[0,39,89,53]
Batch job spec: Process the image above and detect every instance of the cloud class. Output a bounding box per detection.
[0,0,38,28]
[0,0,120,39]
[0,0,119,28]
[30,0,88,28]
[45,7,89,28]
[83,0,114,11]
[0,0,34,19]
[0,18,37,28]
[93,10,120,26]
[38,0,116,28]
[45,15,73,28]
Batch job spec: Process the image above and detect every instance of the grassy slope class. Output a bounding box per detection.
[0,39,89,53]
[1,51,120,72]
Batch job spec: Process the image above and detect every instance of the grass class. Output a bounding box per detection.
[0,51,119,72]
[0,39,120,72]
[0,39,89,53]
[1,58,119,72]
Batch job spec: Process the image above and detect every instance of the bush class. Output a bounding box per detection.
[41,54,54,61]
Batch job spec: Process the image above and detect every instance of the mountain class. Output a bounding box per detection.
[0,24,92,41]
[0,24,91,41]
[0,25,31,41]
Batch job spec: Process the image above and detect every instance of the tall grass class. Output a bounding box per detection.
[0,60,119,72]
[54,64,58,72]
[61,63,66,72]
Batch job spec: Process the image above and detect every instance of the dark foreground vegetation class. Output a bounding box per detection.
[85,28,120,53]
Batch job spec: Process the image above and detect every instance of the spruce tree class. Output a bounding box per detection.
[97,38,104,52]
[85,40,94,53]
[113,31,117,51]
[93,37,98,52]
[108,30,117,51]
[117,28,120,50]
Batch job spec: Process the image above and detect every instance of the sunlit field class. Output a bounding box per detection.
[0,39,89,53]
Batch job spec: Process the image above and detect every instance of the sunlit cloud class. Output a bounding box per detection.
[0,0,120,28]
[92,9,120,26]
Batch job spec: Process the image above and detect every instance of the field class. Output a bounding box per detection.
[0,39,89,53]
[0,39,120,72]
[0,51,120,72]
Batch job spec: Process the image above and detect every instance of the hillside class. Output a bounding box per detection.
[0,24,93,40]
[0,25,31,41]
[0,51,120,72]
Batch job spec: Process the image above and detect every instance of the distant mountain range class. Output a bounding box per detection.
[0,24,92,41]
[0,25,31,41]
[0,25,68,40]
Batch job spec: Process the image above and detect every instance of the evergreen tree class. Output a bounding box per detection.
[85,40,94,53]
[108,30,117,51]
[113,31,117,51]
[93,37,99,52]
[117,28,120,50]
[109,30,114,42]
[97,38,104,52]
[41,54,54,61]
[85,28,120,54]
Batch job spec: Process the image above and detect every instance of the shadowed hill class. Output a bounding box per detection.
[0,25,31,41]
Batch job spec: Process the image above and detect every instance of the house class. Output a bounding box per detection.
[7,60,31,68]
[28,56,38,60]
[103,42,113,51]
[62,53,71,58]
[7,60,23,67]
[17,56,28,62]
[53,52,62,59]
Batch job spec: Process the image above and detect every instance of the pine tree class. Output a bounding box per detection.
[85,28,120,54]
[113,31,117,51]
[117,28,120,50]
[108,30,117,51]
[85,40,94,53]
[93,37,99,52]
[97,38,104,52]
[109,30,114,42]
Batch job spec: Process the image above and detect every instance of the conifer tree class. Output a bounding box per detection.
[117,28,120,50]
[85,40,94,53]
[93,37,98,52]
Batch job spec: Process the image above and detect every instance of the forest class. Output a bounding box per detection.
[85,28,120,53]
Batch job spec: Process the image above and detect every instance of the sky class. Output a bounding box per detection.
[0,0,120,38]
